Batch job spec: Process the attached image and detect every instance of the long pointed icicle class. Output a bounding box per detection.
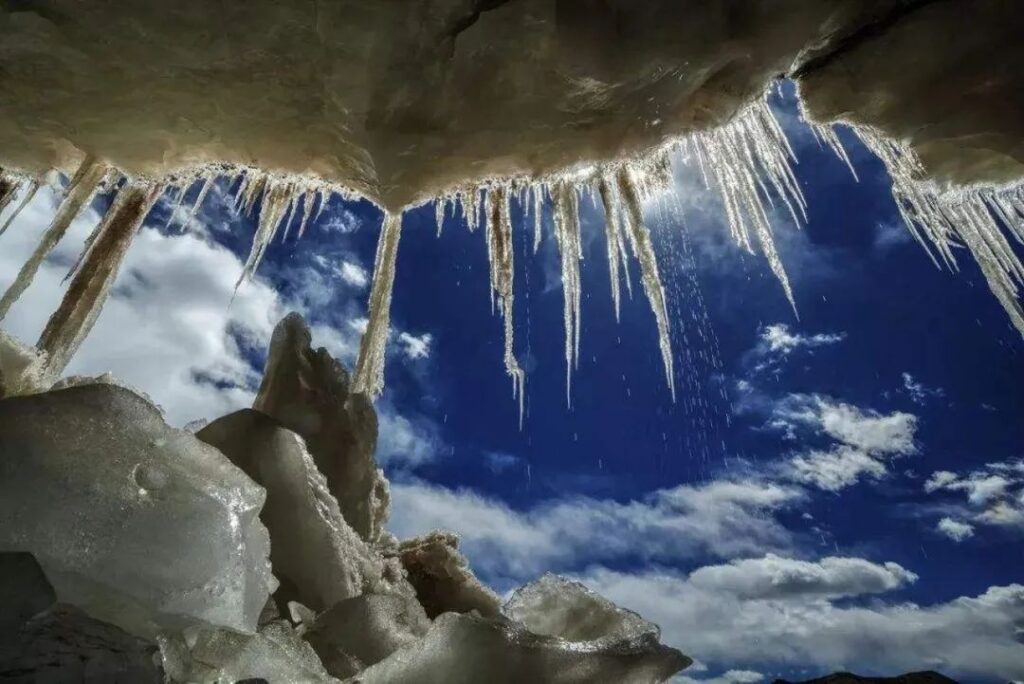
[552,181,583,406]
[0,156,106,321]
[617,168,676,400]
[36,181,161,378]
[236,180,293,287]
[0,178,40,237]
[352,212,403,398]
[598,177,627,321]
[485,186,526,426]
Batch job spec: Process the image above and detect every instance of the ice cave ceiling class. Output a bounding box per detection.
[0,0,1020,207]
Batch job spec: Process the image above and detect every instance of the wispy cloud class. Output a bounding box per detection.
[397,331,432,360]
[902,372,943,405]
[338,260,369,288]
[924,459,1024,535]
[743,323,846,376]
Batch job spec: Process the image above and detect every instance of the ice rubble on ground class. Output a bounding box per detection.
[0,313,690,683]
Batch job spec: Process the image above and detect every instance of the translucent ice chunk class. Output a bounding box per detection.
[0,384,275,638]
[398,531,501,619]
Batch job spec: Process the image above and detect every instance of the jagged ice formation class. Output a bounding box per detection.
[1,0,1023,409]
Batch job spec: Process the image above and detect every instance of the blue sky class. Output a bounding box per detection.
[1,91,1022,682]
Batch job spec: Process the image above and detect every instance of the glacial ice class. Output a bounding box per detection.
[303,593,432,679]
[254,312,385,542]
[398,531,502,620]
[352,608,690,684]
[196,409,386,613]
[0,383,275,637]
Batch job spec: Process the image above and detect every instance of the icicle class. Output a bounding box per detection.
[0,156,107,321]
[352,212,403,398]
[532,184,544,252]
[296,191,316,239]
[36,181,161,378]
[236,179,292,287]
[278,183,300,242]
[485,185,526,426]
[435,198,446,237]
[182,174,216,231]
[616,168,676,400]
[854,127,1024,338]
[462,186,479,231]
[162,182,188,230]
[551,181,583,406]
[598,177,626,321]
[0,178,40,237]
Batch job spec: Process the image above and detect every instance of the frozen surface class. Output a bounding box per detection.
[197,409,385,612]
[352,609,690,684]
[0,384,275,637]
[0,552,56,635]
[399,531,502,619]
[159,620,337,684]
[303,593,432,679]
[255,313,385,542]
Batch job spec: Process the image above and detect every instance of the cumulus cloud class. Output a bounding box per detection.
[582,567,1024,682]
[936,517,975,542]
[924,460,1024,535]
[786,445,888,492]
[338,260,369,288]
[687,553,917,600]
[389,479,803,583]
[397,331,432,360]
[773,395,918,456]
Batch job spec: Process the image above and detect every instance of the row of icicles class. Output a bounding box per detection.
[1,93,1023,423]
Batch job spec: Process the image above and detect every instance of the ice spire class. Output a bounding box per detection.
[237,179,297,287]
[485,185,526,425]
[36,181,161,378]
[551,181,583,405]
[598,177,629,321]
[616,167,676,401]
[352,212,403,398]
[0,156,107,321]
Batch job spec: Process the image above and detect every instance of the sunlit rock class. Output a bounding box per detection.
[196,409,385,612]
[303,593,432,679]
[254,312,385,542]
[352,607,690,684]
[398,531,502,619]
[159,620,336,684]
[0,384,275,637]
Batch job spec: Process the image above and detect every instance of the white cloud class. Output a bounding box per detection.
[376,404,443,469]
[582,567,1024,682]
[676,670,764,684]
[786,446,887,492]
[936,517,975,542]
[397,331,432,360]
[319,207,361,234]
[901,372,943,405]
[348,317,369,334]
[0,187,284,426]
[687,553,917,600]
[746,324,845,374]
[924,460,1024,536]
[389,479,803,583]
[338,260,369,288]
[774,395,917,456]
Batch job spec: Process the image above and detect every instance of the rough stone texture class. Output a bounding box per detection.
[0,1,917,210]
[398,531,502,619]
[774,672,958,684]
[0,330,50,399]
[303,593,432,679]
[0,604,163,684]
[0,384,275,637]
[0,552,57,636]
[351,610,690,684]
[159,620,337,684]
[196,409,385,613]
[254,312,384,542]
[799,0,1024,188]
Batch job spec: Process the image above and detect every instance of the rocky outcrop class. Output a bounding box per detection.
[254,313,385,543]
[0,384,276,637]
